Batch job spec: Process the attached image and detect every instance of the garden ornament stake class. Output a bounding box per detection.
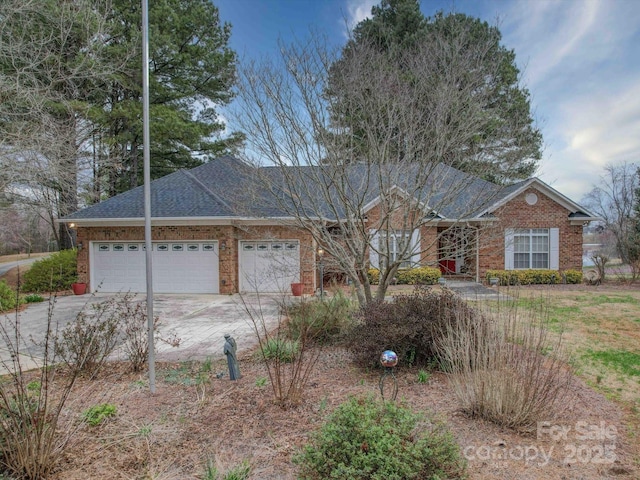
[223,334,241,380]
[379,350,398,401]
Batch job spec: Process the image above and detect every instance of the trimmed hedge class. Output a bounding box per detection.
[562,269,583,284]
[486,269,583,285]
[367,267,441,286]
[22,249,78,293]
[367,268,381,285]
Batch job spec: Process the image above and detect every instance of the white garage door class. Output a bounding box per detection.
[91,241,219,294]
[239,241,300,293]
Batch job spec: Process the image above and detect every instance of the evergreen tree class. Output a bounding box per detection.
[90,0,243,198]
[328,0,542,183]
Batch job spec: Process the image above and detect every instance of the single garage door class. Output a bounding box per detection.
[91,241,219,294]
[239,241,300,293]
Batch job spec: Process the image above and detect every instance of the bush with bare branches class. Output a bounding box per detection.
[116,293,159,372]
[240,295,322,408]
[435,292,572,429]
[0,297,82,479]
[348,287,476,369]
[54,298,122,377]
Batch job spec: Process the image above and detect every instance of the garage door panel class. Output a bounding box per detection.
[92,243,146,292]
[153,243,218,294]
[239,241,300,293]
[92,241,218,294]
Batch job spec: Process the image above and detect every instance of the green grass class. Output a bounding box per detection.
[488,287,640,409]
[583,349,640,377]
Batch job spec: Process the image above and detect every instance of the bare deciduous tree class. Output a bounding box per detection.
[0,0,116,249]
[234,31,532,305]
[0,204,52,255]
[584,161,639,280]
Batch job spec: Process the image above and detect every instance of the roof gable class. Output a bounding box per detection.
[477,177,599,220]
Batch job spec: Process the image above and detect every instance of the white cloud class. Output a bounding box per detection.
[500,0,629,89]
[564,81,640,164]
[536,78,640,200]
[496,0,640,200]
[341,0,377,38]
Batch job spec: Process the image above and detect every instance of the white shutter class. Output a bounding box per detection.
[410,229,421,266]
[549,228,559,270]
[504,228,514,270]
[369,230,380,269]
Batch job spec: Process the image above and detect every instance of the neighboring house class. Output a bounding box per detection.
[60,156,600,294]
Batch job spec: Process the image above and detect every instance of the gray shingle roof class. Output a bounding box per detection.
[64,156,579,223]
[65,156,288,220]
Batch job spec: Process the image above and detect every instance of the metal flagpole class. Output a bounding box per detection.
[142,0,156,393]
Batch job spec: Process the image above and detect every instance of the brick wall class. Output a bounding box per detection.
[477,188,584,279]
[76,224,314,294]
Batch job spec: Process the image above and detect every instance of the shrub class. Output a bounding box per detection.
[368,267,441,285]
[435,294,572,429]
[485,269,561,285]
[0,280,23,312]
[395,266,441,285]
[117,293,159,372]
[23,293,45,303]
[0,297,84,479]
[367,268,380,285]
[82,403,117,426]
[54,297,123,377]
[262,337,299,363]
[285,291,354,344]
[21,249,78,292]
[348,287,480,368]
[295,396,466,480]
[243,294,322,407]
[562,269,583,284]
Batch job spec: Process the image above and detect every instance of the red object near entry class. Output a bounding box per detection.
[439,260,455,274]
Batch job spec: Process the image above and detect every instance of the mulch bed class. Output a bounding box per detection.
[47,347,638,480]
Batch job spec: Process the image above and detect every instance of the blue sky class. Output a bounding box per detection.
[216,0,640,202]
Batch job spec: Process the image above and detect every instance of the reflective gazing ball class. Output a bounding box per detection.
[380,350,398,367]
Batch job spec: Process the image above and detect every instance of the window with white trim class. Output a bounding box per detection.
[513,228,549,269]
[378,231,413,269]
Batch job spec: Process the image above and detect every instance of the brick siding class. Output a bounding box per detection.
[76,224,314,294]
[477,188,584,279]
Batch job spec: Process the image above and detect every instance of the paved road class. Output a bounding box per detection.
[0,257,45,276]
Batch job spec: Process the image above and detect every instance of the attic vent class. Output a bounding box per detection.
[525,192,538,205]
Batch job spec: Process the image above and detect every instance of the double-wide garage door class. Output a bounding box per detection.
[239,241,300,293]
[92,241,219,294]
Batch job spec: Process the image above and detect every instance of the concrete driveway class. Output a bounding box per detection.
[0,293,283,371]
